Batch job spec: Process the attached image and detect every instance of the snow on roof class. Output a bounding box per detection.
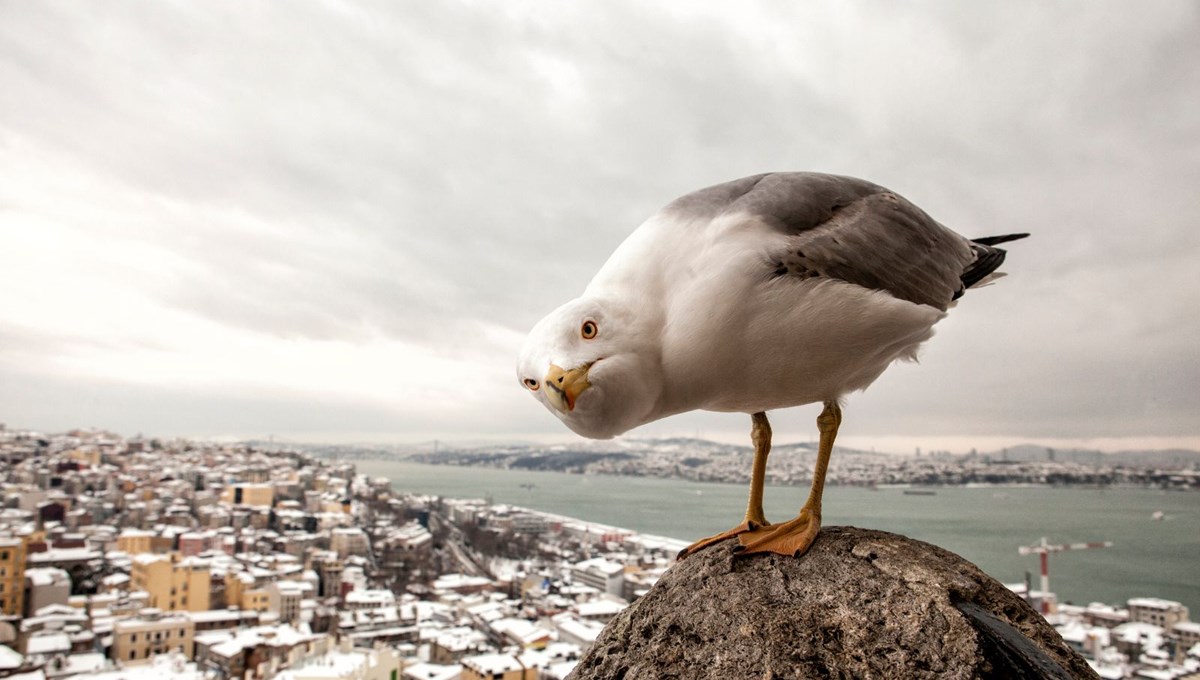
[1172,621,1200,634]
[58,652,106,675]
[24,633,70,656]
[344,589,395,606]
[402,662,460,680]
[29,603,83,620]
[1127,597,1185,610]
[433,627,487,651]
[432,574,491,591]
[491,617,551,645]
[576,599,626,618]
[0,645,23,670]
[28,547,100,563]
[1135,669,1182,680]
[187,609,258,624]
[1086,661,1125,680]
[573,558,624,576]
[551,615,604,644]
[25,567,69,587]
[462,653,526,674]
[113,612,191,631]
[543,660,578,680]
[88,653,206,680]
[207,624,324,658]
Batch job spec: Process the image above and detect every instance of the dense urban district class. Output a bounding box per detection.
[318,438,1200,491]
[0,424,1198,680]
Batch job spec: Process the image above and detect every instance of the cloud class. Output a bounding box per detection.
[0,1,1197,450]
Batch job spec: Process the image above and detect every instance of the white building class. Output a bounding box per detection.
[330,528,369,559]
[1127,597,1189,630]
[344,589,396,611]
[571,558,625,598]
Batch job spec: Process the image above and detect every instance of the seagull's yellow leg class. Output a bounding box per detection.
[737,401,841,557]
[677,412,773,559]
[744,411,772,527]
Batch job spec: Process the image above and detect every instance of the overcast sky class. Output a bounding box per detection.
[1,2,1197,453]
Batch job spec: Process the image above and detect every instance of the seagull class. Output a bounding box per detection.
[517,172,1026,559]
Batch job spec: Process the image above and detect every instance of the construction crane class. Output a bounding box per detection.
[1018,536,1113,614]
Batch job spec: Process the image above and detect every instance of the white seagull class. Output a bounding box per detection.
[517,172,1026,558]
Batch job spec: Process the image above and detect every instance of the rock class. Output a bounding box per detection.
[569,526,1098,679]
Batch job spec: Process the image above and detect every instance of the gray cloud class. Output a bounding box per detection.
[0,1,1197,449]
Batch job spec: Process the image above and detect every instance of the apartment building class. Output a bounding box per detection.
[112,612,195,663]
[130,553,211,612]
[0,537,26,616]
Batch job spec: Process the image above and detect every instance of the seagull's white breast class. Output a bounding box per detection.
[586,212,945,419]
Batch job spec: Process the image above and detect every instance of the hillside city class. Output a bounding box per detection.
[0,424,1197,680]
[323,438,1200,491]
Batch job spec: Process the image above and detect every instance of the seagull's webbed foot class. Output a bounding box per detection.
[734,507,821,557]
[677,519,768,560]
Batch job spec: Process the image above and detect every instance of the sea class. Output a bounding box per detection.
[356,460,1200,614]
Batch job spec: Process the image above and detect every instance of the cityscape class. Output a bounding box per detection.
[311,438,1200,491]
[0,423,1197,680]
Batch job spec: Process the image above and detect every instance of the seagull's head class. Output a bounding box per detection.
[517,295,663,439]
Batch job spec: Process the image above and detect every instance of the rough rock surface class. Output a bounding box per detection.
[569,526,1097,679]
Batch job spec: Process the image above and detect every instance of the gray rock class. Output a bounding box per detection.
[569,526,1098,679]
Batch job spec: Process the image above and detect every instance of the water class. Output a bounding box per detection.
[356,460,1200,613]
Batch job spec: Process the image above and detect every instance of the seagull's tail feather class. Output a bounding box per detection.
[955,233,1029,297]
[970,232,1030,246]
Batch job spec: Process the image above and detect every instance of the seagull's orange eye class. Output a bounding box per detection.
[523,378,539,391]
[581,320,598,340]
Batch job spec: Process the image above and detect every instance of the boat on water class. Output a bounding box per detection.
[903,489,937,496]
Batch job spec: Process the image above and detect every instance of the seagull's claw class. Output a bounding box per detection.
[735,508,821,557]
[677,520,768,560]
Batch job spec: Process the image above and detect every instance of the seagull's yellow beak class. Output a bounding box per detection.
[544,363,592,413]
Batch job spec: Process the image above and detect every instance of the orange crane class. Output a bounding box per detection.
[1018,536,1113,614]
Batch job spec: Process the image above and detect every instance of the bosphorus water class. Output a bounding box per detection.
[357,460,1199,613]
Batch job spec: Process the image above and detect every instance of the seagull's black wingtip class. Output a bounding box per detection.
[971,232,1030,246]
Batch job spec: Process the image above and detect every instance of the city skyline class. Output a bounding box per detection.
[2,3,1198,453]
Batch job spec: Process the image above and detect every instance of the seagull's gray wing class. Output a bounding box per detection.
[665,172,986,311]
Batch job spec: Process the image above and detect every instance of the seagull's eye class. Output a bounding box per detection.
[523,378,539,391]
[581,320,598,340]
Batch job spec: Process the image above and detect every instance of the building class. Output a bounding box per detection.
[130,553,212,612]
[224,572,271,612]
[1081,602,1129,629]
[344,589,395,611]
[178,531,219,557]
[1173,621,1200,652]
[429,627,490,664]
[1128,597,1189,630]
[187,608,261,633]
[194,624,323,678]
[220,484,274,507]
[23,567,70,617]
[275,640,403,680]
[267,580,305,623]
[0,537,26,616]
[116,529,156,555]
[310,552,344,600]
[460,653,537,680]
[112,612,195,663]
[571,558,626,598]
[330,528,369,560]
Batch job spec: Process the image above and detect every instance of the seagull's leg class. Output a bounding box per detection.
[736,401,841,557]
[676,411,773,559]
[744,411,772,527]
